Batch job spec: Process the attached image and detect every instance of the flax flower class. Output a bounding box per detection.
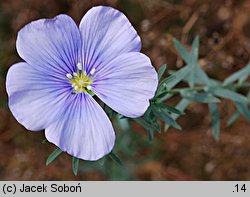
[6,6,158,160]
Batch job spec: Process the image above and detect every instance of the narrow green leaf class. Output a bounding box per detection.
[208,103,220,141]
[154,91,169,101]
[226,111,241,127]
[173,99,190,119]
[181,91,220,103]
[191,36,199,63]
[167,66,191,90]
[158,64,167,80]
[235,102,250,122]
[152,105,182,130]
[194,67,210,85]
[134,117,152,130]
[173,38,190,63]
[140,107,158,139]
[156,75,175,94]
[109,152,123,167]
[187,36,199,87]
[144,107,161,132]
[154,103,184,115]
[147,128,154,141]
[224,62,250,84]
[72,157,79,176]
[153,121,161,133]
[156,67,191,102]
[148,118,161,133]
[188,67,195,88]
[157,93,174,103]
[208,79,221,86]
[135,114,160,133]
[210,88,248,103]
[238,75,248,84]
[46,148,62,166]
[164,98,190,131]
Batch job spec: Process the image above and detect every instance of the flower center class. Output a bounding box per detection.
[66,62,95,95]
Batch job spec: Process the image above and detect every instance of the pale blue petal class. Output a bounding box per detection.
[45,93,115,161]
[79,6,141,73]
[17,14,81,76]
[6,62,71,131]
[92,52,158,118]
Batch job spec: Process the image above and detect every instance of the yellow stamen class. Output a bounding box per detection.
[67,62,95,94]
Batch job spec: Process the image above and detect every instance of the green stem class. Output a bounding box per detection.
[157,82,250,101]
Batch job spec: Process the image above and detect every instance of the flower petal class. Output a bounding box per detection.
[6,62,71,131]
[92,52,158,118]
[79,6,141,73]
[45,93,115,161]
[17,14,81,76]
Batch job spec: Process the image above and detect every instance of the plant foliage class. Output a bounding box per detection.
[46,36,250,174]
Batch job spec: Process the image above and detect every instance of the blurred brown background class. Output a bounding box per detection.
[0,0,250,180]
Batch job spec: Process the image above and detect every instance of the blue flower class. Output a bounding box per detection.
[6,6,158,160]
